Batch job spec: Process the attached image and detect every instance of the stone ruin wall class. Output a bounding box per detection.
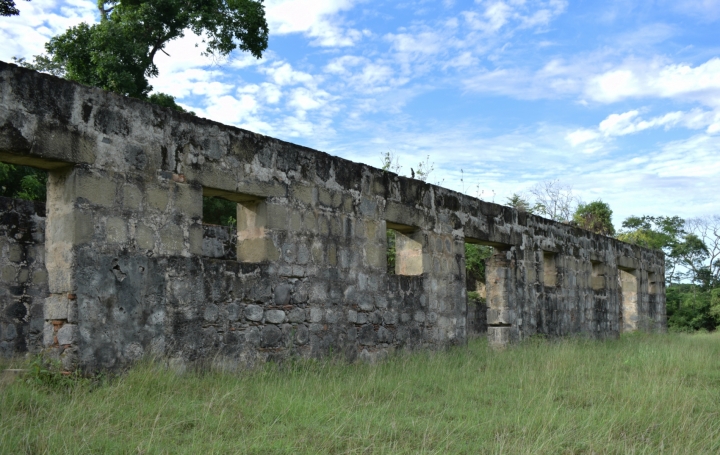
[0,61,666,371]
[0,197,47,356]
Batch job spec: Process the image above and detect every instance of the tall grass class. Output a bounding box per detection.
[2,332,719,454]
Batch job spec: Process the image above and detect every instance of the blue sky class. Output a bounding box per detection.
[2,0,720,228]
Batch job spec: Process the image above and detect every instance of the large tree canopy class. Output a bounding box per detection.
[0,0,26,16]
[40,0,268,98]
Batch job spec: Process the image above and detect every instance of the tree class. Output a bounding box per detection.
[529,180,576,222]
[685,216,720,286]
[0,163,47,202]
[617,214,720,332]
[617,215,685,284]
[573,200,615,236]
[25,0,268,98]
[506,193,534,213]
[1,0,27,16]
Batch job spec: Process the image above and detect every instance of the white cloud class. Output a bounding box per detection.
[386,31,444,55]
[0,0,98,61]
[462,0,567,34]
[288,87,330,111]
[264,0,363,47]
[263,62,316,86]
[567,108,720,150]
[586,58,720,107]
[566,129,600,146]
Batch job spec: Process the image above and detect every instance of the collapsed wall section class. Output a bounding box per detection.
[0,61,666,370]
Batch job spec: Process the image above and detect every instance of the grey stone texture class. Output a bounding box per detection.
[0,197,47,357]
[0,61,666,370]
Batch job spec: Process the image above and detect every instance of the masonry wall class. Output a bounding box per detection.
[0,61,666,371]
[0,197,47,356]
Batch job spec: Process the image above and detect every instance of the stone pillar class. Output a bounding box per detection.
[486,250,517,347]
[43,166,112,370]
[619,269,638,332]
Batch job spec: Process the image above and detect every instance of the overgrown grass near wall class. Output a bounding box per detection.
[2,333,719,454]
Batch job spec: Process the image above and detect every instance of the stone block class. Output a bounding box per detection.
[274,284,292,305]
[122,183,143,210]
[106,217,127,243]
[57,324,77,345]
[309,307,323,323]
[260,325,282,347]
[266,203,288,230]
[32,269,48,284]
[8,243,22,262]
[0,265,17,283]
[44,294,77,321]
[204,304,219,322]
[288,308,306,323]
[188,224,204,256]
[160,224,184,255]
[175,183,202,218]
[74,172,116,207]
[245,304,263,322]
[237,238,279,262]
[265,309,286,324]
[147,187,170,211]
[17,267,29,283]
[292,184,315,206]
[136,223,156,250]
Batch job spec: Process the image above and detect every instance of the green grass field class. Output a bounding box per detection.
[2,332,719,454]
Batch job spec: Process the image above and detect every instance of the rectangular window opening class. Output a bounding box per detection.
[543,251,557,287]
[464,241,494,335]
[386,222,423,276]
[0,162,48,206]
[591,260,605,290]
[202,187,267,262]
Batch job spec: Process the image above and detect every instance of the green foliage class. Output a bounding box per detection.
[506,193,535,213]
[2,334,720,453]
[414,155,434,182]
[618,215,685,284]
[147,92,195,114]
[0,0,26,16]
[620,214,720,331]
[25,0,268,99]
[666,284,720,332]
[0,163,47,202]
[465,243,493,283]
[25,355,92,391]
[202,196,237,226]
[573,200,615,236]
[467,290,482,300]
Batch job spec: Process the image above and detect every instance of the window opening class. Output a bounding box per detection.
[202,187,270,262]
[0,163,47,203]
[464,239,494,336]
[543,251,557,287]
[386,222,423,276]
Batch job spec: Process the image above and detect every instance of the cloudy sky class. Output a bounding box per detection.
[2,0,720,228]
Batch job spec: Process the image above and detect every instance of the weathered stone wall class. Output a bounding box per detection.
[0,197,47,356]
[0,61,666,371]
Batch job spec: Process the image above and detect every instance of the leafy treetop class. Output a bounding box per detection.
[573,200,615,236]
[29,0,268,99]
[0,0,26,16]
